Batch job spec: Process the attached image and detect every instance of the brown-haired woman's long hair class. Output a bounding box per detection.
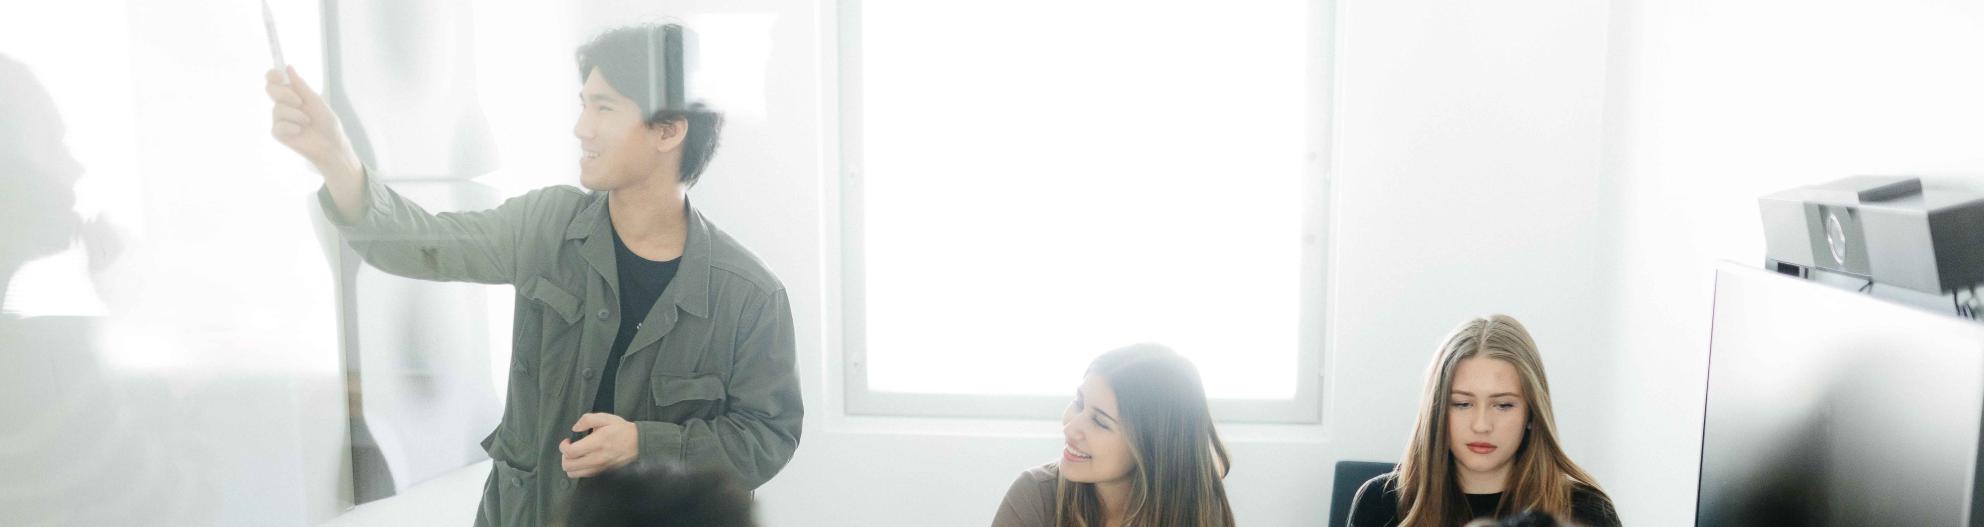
[1393,315,1608,527]
[1055,344,1234,527]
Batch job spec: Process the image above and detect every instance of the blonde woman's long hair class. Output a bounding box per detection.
[1393,315,1607,526]
[1055,344,1234,527]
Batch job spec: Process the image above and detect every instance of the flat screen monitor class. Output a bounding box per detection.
[1699,263,1984,526]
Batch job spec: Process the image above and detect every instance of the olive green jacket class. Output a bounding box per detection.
[317,176,801,527]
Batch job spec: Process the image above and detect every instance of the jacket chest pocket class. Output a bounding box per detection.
[523,276,583,351]
[647,372,728,423]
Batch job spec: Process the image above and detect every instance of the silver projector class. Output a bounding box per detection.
[1760,176,1984,294]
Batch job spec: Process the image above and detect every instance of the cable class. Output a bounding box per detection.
[1967,286,1981,320]
[1955,286,1979,320]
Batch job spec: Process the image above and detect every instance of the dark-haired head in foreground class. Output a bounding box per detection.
[1464,509,1580,527]
[562,463,755,527]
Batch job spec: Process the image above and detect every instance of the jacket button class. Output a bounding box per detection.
[596,309,609,321]
[583,367,595,380]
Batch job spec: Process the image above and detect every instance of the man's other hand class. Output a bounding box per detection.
[559,413,640,479]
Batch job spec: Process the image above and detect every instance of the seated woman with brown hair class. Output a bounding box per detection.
[992,343,1235,527]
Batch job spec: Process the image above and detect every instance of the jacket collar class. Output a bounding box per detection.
[567,192,713,318]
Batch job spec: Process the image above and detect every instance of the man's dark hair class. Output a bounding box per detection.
[575,23,724,187]
[565,463,756,527]
[1496,509,1570,527]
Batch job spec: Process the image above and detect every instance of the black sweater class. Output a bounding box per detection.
[1346,472,1621,527]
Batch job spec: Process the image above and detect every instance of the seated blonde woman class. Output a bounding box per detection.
[991,343,1234,527]
[1348,315,1619,527]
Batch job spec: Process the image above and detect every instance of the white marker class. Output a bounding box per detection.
[262,0,288,85]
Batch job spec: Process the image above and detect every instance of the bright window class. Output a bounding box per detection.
[841,0,1332,422]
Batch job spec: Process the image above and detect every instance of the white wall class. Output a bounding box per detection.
[1599,1,1984,525]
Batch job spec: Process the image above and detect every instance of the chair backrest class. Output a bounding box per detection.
[1330,460,1399,527]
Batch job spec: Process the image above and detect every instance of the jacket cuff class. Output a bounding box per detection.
[314,165,389,228]
[634,420,686,467]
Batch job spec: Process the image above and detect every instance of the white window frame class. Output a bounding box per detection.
[835,0,1336,423]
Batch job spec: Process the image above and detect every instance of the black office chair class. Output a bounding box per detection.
[1330,460,1398,527]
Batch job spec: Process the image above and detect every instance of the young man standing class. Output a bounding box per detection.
[265,24,800,526]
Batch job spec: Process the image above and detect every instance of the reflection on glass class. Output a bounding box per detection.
[0,53,198,526]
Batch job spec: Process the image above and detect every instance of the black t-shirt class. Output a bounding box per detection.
[591,225,680,414]
[1345,471,1622,527]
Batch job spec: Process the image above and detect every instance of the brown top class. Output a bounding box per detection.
[992,462,1061,527]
